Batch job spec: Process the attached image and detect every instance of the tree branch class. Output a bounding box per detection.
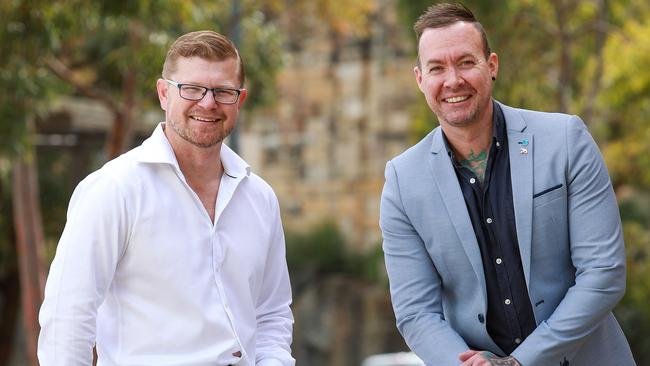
[44,56,119,113]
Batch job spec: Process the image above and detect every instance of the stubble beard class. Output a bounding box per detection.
[438,93,491,129]
[168,116,233,148]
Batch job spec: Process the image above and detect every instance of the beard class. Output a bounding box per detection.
[442,106,481,128]
[168,111,233,148]
[437,92,491,128]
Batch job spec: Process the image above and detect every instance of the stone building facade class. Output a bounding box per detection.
[240,0,421,250]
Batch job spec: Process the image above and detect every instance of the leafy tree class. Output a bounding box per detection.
[0,1,60,363]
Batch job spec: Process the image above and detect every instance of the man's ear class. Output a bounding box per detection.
[236,88,248,109]
[156,79,168,111]
[488,52,499,81]
[414,66,425,94]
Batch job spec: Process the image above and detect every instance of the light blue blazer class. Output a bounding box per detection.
[380,102,635,366]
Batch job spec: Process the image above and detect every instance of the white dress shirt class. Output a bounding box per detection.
[38,124,295,366]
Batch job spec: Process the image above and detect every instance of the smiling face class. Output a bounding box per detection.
[156,56,247,149]
[415,21,498,130]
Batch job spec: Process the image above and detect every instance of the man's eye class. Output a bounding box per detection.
[429,66,444,73]
[459,60,475,68]
[182,86,205,94]
[215,89,237,97]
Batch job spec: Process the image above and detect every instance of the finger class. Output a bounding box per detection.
[458,349,480,361]
[459,353,483,366]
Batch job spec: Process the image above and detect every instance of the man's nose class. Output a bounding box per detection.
[443,67,465,88]
[197,89,219,108]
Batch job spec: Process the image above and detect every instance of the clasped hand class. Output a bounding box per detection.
[458,350,522,366]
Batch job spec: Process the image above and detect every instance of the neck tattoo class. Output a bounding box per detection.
[459,149,488,183]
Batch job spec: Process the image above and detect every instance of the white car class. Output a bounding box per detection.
[361,352,425,366]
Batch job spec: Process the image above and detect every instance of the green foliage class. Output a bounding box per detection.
[285,220,387,293]
[616,202,650,362]
[600,18,650,190]
[41,0,270,109]
[0,165,16,278]
[408,97,438,143]
[0,0,59,157]
[37,147,77,260]
[239,9,284,108]
[286,220,348,275]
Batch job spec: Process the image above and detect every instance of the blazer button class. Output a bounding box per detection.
[478,313,485,323]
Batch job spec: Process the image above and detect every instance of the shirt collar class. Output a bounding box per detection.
[493,101,506,148]
[137,123,251,178]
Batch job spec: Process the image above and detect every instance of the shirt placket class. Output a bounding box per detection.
[484,199,523,346]
[211,174,249,365]
[485,145,524,348]
[174,166,249,364]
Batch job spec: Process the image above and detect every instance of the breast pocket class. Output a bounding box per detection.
[532,183,569,259]
[533,183,565,207]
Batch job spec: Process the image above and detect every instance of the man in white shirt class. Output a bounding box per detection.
[38,30,295,366]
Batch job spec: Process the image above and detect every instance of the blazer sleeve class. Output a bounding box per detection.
[380,161,469,366]
[512,116,627,365]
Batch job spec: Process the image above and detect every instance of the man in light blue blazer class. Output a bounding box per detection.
[380,3,635,366]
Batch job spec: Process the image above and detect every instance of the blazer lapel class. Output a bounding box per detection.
[429,128,487,302]
[501,103,534,286]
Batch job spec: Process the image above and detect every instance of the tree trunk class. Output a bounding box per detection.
[354,35,373,248]
[12,153,46,366]
[0,268,20,365]
[103,71,137,160]
[582,0,609,124]
[552,0,574,114]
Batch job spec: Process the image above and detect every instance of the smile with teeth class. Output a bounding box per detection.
[191,115,219,122]
[444,96,470,103]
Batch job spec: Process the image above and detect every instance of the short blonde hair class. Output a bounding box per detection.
[162,30,245,87]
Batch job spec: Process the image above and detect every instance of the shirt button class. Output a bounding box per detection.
[486,217,493,224]
[496,141,501,148]
[515,338,522,344]
[470,178,476,184]
[496,258,502,265]
[478,313,485,323]
[505,299,511,305]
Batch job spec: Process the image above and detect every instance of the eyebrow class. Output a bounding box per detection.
[178,81,238,89]
[425,53,478,66]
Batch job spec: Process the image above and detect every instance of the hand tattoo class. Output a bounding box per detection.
[459,149,488,183]
[481,351,521,366]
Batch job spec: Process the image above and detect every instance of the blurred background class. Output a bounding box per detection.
[1,0,650,365]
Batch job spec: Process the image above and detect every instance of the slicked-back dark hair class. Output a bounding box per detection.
[414,3,491,66]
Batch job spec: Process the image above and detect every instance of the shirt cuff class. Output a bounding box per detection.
[255,358,287,366]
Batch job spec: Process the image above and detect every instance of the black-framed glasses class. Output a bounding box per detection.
[164,79,243,105]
